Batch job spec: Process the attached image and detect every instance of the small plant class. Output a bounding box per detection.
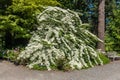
[32,64,47,70]
[97,50,110,64]
[3,48,20,62]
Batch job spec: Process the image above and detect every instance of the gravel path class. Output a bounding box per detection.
[0,60,120,80]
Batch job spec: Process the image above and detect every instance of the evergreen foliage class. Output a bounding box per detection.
[18,7,103,70]
[105,10,120,52]
[0,0,60,48]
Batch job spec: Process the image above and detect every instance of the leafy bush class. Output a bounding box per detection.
[99,53,110,64]
[0,0,60,49]
[18,7,103,71]
[105,10,120,52]
[3,49,20,62]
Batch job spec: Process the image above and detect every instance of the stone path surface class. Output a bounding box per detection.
[0,60,120,80]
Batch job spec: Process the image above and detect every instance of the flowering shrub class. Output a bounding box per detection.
[18,7,103,70]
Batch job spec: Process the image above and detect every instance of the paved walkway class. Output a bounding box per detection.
[0,60,120,80]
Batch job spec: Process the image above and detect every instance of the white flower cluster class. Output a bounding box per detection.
[18,7,103,70]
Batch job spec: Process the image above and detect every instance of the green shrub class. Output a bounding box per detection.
[99,53,110,64]
[105,10,120,52]
[3,49,19,62]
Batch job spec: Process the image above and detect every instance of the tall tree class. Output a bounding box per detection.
[98,0,105,51]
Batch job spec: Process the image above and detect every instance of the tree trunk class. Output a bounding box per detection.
[98,0,105,51]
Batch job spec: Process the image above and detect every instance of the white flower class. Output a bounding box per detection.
[18,7,103,71]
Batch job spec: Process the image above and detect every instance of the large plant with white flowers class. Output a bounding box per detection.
[18,7,103,70]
